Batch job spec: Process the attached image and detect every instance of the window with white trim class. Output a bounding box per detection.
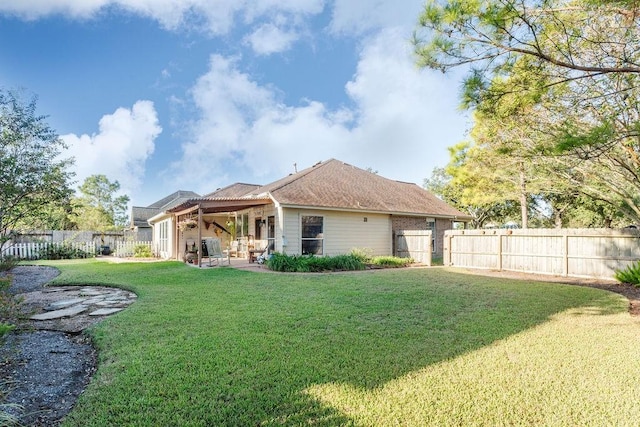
[159,220,169,254]
[301,215,323,255]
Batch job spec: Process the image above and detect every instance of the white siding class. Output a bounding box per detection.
[282,208,392,256]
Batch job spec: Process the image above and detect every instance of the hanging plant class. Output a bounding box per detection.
[178,218,198,231]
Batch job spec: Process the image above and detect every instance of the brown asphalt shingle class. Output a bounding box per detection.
[252,159,469,218]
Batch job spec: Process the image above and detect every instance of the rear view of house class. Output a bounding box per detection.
[148,159,471,263]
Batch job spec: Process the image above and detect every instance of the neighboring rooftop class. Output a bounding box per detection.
[130,190,201,228]
[147,190,201,210]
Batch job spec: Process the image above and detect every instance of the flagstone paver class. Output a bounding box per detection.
[89,308,124,316]
[46,298,87,310]
[31,305,89,320]
[21,285,137,333]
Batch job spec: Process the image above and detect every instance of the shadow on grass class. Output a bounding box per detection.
[58,263,626,426]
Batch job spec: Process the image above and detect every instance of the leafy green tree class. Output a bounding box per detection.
[414,1,640,98]
[415,1,640,224]
[0,90,74,251]
[424,144,521,228]
[72,175,130,231]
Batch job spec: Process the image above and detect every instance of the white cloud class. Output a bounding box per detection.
[62,100,161,198]
[244,22,298,55]
[171,29,468,193]
[0,0,109,19]
[329,0,423,36]
[0,0,324,35]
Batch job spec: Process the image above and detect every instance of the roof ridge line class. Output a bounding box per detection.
[264,159,332,194]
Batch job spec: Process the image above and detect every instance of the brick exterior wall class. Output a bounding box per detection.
[391,216,453,256]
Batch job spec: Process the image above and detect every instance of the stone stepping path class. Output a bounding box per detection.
[20,286,137,333]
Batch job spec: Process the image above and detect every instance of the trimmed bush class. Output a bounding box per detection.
[370,256,413,268]
[133,244,154,258]
[615,261,640,286]
[266,253,366,272]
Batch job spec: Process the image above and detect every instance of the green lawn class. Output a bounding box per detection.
[41,260,640,426]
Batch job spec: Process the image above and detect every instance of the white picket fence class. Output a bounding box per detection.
[2,242,98,260]
[2,241,155,260]
[113,241,155,258]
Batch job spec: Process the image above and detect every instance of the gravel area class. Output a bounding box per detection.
[0,266,97,427]
[5,265,61,295]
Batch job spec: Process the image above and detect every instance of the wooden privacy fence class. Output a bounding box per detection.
[444,228,640,280]
[2,241,155,260]
[394,230,432,266]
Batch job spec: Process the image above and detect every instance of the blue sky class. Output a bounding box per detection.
[0,0,469,207]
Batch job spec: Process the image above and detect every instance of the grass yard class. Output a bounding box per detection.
[42,260,640,426]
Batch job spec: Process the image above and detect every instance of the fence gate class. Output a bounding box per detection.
[394,230,432,266]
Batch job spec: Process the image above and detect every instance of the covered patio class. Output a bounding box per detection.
[166,196,273,268]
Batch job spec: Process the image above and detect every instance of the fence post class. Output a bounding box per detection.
[497,233,503,271]
[563,231,569,277]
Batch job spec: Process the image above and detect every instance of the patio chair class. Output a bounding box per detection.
[184,238,197,263]
[204,238,229,267]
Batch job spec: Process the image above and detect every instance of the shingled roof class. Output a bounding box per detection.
[148,190,201,210]
[164,159,470,220]
[131,206,161,228]
[203,183,261,198]
[251,159,469,218]
[131,190,201,228]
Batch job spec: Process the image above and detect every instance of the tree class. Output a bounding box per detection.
[414,1,640,88]
[72,175,130,231]
[424,145,522,228]
[0,90,74,252]
[415,0,640,224]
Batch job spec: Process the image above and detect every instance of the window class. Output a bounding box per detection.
[159,220,169,254]
[301,215,323,255]
[241,213,249,237]
[426,218,436,252]
[267,216,275,252]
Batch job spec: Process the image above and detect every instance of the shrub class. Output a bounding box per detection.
[39,243,91,260]
[370,256,413,268]
[266,253,366,272]
[349,247,373,263]
[0,255,19,272]
[133,244,154,258]
[0,276,20,339]
[614,261,640,286]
